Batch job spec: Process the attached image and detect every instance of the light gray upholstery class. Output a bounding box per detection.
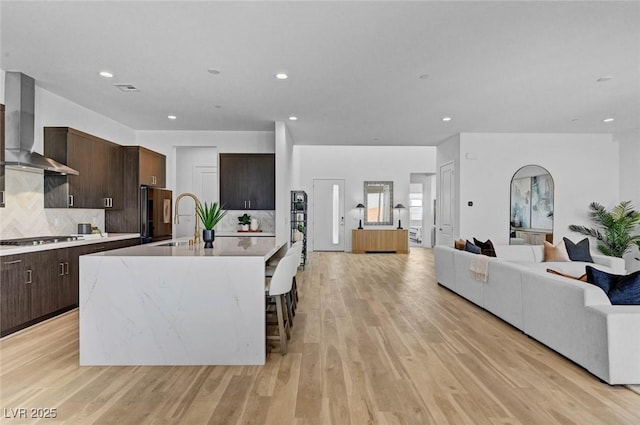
[434,244,640,385]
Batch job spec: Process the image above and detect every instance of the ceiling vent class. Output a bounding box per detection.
[114,84,139,92]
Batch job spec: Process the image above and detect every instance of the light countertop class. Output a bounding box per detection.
[88,237,286,260]
[217,231,275,237]
[0,233,140,256]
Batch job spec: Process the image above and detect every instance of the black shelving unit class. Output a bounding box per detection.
[291,190,307,266]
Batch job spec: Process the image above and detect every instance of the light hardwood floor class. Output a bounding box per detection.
[1,249,639,424]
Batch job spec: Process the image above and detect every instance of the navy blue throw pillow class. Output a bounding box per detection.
[586,266,640,305]
[464,240,482,255]
[563,237,594,263]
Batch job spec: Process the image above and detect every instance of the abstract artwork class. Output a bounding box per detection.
[531,174,554,230]
[510,177,531,228]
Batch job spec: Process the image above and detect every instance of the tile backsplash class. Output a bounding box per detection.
[0,169,104,239]
[218,210,275,233]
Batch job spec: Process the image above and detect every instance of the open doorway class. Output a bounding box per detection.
[409,173,436,248]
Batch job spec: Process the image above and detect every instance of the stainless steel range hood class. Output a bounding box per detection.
[2,72,79,175]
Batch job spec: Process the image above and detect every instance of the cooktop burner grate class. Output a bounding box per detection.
[0,236,79,246]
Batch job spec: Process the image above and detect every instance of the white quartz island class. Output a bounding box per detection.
[79,237,286,366]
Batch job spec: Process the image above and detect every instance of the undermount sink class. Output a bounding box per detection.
[156,241,188,247]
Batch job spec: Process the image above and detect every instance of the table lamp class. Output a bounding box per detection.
[394,203,406,229]
[356,203,365,229]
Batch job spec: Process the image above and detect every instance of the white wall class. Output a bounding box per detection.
[35,88,136,148]
[616,129,640,272]
[458,133,619,245]
[294,145,437,252]
[274,122,294,245]
[617,130,640,205]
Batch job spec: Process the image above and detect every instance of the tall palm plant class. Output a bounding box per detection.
[568,201,640,258]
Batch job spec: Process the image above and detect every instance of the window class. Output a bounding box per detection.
[409,184,423,223]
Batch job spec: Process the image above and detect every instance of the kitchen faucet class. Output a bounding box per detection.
[174,192,202,244]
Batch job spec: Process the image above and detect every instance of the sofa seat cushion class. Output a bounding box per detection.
[515,261,614,276]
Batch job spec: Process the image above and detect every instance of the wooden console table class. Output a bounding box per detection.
[352,229,409,254]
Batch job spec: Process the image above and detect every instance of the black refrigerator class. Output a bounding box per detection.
[140,187,173,244]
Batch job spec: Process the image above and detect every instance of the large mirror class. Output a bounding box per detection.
[510,165,554,245]
[364,181,393,225]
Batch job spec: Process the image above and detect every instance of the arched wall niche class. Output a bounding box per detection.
[509,165,554,245]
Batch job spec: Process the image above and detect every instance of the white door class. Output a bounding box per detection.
[193,165,218,204]
[175,147,218,238]
[438,162,455,246]
[313,179,345,251]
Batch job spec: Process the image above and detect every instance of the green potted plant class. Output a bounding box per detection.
[568,201,640,258]
[196,201,227,248]
[238,213,251,231]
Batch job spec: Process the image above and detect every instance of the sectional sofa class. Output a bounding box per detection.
[434,244,640,385]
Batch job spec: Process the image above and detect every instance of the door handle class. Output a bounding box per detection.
[64,262,70,275]
[69,195,74,207]
[26,269,32,284]
[248,200,251,209]
[60,262,65,276]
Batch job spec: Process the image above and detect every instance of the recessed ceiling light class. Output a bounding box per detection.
[597,76,614,83]
[442,116,452,122]
[419,74,429,80]
[207,68,221,75]
[288,116,298,121]
[168,115,177,120]
[99,71,114,78]
[275,73,289,80]
[603,117,615,123]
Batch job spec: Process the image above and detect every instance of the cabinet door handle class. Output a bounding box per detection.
[69,195,74,207]
[104,198,109,208]
[26,269,32,284]
[3,259,22,265]
[248,200,251,209]
[65,262,70,275]
[60,262,65,276]
[0,190,4,205]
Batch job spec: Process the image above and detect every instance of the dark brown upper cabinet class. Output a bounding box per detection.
[219,153,275,210]
[44,127,123,209]
[138,147,166,188]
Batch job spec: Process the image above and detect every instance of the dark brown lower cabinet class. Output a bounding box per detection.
[0,238,139,336]
[0,254,32,332]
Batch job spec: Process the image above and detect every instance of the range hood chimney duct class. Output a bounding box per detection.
[2,72,79,175]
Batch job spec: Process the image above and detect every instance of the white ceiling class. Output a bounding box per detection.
[1,1,638,146]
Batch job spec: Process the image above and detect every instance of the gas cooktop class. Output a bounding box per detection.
[0,236,80,246]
